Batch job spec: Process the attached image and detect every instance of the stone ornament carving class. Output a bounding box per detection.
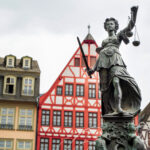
[95,119,146,150]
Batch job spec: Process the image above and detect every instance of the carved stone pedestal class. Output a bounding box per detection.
[95,115,146,150]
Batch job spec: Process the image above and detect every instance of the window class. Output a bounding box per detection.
[75,140,84,150]
[40,138,49,150]
[148,132,150,146]
[75,58,80,67]
[41,110,50,126]
[76,85,84,97]
[6,56,15,67]
[22,77,34,96]
[88,113,97,128]
[65,84,73,96]
[8,58,13,66]
[76,112,84,128]
[53,111,61,126]
[90,56,96,67]
[64,111,73,127]
[52,139,60,150]
[81,56,88,67]
[0,139,13,150]
[0,108,15,129]
[25,59,29,68]
[98,84,101,99]
[64,139,72,150]
[18,109,33,130]
[89,84,96,98]
[17,140,32,150]
[3,76,16,95]
[22,58,31,69]
[88,141,96,150]
[56,86,63,96]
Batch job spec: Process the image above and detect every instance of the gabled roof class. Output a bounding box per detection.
[139,102,150,123]
[83,33,96,44]
[39,33,98,105]
[5,54,16,58]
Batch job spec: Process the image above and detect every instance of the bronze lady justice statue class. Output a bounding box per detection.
[88,6,141,115]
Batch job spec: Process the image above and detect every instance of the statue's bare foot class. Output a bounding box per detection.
[117,110,131,116]
[116,107,124,114]
[116,108,131,116]
[103,111,119,116]
[104,110,131,116]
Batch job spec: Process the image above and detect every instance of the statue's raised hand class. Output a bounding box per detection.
[131,6,138,13]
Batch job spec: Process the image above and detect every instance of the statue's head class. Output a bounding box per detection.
[128,122,136,132]
[104,18,119,33]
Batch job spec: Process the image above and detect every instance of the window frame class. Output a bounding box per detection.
[74,57,80,67]
[88,112,98,128]
[18,108,34,130]
[3,76,16,95]
[41,110,50,126]
[22,58,31,69]
[53,111,61,127]
[0,139,13,150]
[6,56,15,67]
[88,140,96,150]
[90,56,96,67]
[56,86,63,96]
[148,132,150,146]
[88,83,96,99]
[98,84,101,99]
[40,138,49,150]
[64,139,72,150]
[0,107,15,129]
[75,140,84,150]
[22,77,35,96]
[76,84,84,97]
[65,84,73,96]
[64,111,73,127]
[16,139,32,150]
[76,112,84,128]
[52,139,61,150]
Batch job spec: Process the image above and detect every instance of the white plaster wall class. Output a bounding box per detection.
[76,78,85,83]
[70,67,80,77]
[62,67,73,77]
[90,44,97,55]
[56,96,63,104]
[65,78,74,82]
[82,44,88,55]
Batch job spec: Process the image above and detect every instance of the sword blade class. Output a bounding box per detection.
[77,37,92,78]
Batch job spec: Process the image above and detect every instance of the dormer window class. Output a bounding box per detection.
[22,57,32,69]
[6,56,15,67]
[3,76,16,95]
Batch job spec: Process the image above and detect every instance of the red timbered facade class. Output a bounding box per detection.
[37,33,102,150]
[139,103,150,150]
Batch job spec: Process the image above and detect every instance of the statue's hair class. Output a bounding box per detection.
[104,17,119,33]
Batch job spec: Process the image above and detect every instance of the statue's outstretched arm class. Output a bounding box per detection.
[121,6,138,33]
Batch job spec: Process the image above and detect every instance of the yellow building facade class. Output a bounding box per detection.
[0,55,40,150]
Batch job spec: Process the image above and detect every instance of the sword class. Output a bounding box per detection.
[77,37,92,78]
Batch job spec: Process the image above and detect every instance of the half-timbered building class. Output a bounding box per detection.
[37,32,102,150]
[139,102,150,150]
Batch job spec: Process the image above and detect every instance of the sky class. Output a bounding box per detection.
[0,0,149,109]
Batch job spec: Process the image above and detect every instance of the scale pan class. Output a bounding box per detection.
[132,41,140,46]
